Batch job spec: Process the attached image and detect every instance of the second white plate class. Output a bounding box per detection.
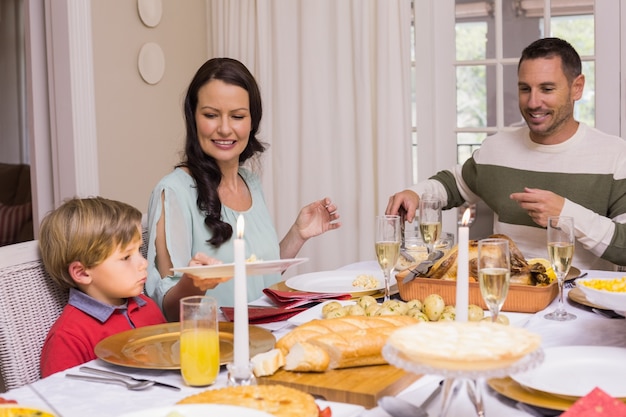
[172,258,307,279]
[285,269,388,294]
[511,345,626,398]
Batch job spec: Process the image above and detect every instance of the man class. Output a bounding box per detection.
[386,37,626,270]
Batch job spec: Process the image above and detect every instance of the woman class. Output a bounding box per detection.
[146,58,340,320]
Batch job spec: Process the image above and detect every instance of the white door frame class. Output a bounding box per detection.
[23,0,99,237]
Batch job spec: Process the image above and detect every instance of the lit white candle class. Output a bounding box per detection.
[455,208,471,322]
[233,214,249,374]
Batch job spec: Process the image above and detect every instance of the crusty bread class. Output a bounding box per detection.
[276,315,417,354]
[251,348,285,377]
[277,315,417,373]
[284,341,330,372]
[177,384,318,417]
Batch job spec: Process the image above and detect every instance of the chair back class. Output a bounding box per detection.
[0,241,68,392]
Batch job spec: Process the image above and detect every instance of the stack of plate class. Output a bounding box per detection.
[488,345,626,411]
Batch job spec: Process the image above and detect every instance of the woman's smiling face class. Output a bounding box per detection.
[195,79,251,165]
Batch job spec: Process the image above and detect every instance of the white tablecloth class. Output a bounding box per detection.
[4,268,626,417]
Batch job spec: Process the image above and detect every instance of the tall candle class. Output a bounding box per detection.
[233,214,249,374]
[455,208,471,322]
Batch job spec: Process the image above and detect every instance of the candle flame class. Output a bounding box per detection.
[237,215,245,238]
[461,208,472,226]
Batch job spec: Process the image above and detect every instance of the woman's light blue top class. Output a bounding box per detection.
[145,167,281,308]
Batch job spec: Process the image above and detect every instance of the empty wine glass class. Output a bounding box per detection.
[375,215,401,301]
[419,197,442,254]
[545,216,576,321]
[477,238,510,323]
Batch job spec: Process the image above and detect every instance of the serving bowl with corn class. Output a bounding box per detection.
[577,277,626,315]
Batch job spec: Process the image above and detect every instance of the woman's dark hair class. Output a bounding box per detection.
[518,37,582,83]
[180,57,267,247]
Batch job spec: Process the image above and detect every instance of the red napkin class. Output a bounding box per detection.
[263,288,352,309]
[561,387,626,417]
[221,306,308,324]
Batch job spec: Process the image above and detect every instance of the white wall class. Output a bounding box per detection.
[91,0,208,212]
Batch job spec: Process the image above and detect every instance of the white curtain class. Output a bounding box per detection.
[207,0,412,276]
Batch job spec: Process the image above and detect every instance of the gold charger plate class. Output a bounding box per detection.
[566,266,581,281]
[94,322,275,370]
[488,377,626,411]
[488,377,576,411]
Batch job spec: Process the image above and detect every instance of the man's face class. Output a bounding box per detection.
[517,56,584,144]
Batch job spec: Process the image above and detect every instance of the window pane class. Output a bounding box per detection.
[577,61,595,127]
[455,21,488,61]
[503,64,523,127]
[456,65,487,128]
[457,132,486,164]
[551,15,594,55]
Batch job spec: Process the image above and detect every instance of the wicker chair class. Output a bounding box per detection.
[0,241,68,392]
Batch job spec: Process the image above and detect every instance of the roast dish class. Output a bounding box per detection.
[398,234,551,286]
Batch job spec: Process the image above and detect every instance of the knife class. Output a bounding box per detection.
[402,250,444,284]
[79,366,181,391]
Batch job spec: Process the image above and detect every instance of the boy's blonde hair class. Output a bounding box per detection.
[39,197,143,290]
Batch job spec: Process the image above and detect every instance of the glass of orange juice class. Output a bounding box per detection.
[180,296,220,386]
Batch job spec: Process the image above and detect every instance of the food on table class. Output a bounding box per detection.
[387,321,541,371]
[177,384,319,417]
[320,295,485,323]
[422,293,445,321]
[525,258,557,282]
[0,405,55,417]
[468,304,485,321]
[398,234,551,286]
[271,315,417,373]
[579,277,626,292]
[351,273,380,289]
[321,301,342,316]
[251,348,286,377]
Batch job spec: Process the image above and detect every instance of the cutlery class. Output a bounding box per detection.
[402,250,444,284]
[66,374,155,390]
[378,379,443,417]
[79,366,181,390]
[591,307,625,319]
[564,272,588,289]
[400,249,416,263]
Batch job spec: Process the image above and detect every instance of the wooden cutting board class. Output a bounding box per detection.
[258,365,421,408]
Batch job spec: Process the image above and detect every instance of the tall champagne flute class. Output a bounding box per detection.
[419,197,442,254]
[477,238,510,323]
[375,215,401,301]
[545,216,576,321]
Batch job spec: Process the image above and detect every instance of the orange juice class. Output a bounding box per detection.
[180,328,220,386]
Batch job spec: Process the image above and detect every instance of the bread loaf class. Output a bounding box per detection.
[278,315,417,372]
[251,348,286,377]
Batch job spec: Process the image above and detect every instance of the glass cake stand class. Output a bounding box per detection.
[382,344,545,417]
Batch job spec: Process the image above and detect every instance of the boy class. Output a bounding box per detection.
[39,197,166,377]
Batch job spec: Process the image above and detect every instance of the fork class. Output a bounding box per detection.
[79,366,180,390]
[564,272,588,289]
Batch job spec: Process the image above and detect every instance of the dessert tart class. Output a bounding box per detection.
[387,321,541,371]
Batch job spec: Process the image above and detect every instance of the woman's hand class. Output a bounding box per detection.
[295,197,341,240]
[280,197,341,259]
[185,252,232,291]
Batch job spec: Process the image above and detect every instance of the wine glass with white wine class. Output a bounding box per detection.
[375,215,401,301]
[419,196,442,254]
[477,238,511,323]
[545,216,576,321]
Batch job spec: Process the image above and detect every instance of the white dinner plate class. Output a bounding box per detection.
[511,346,626,398]
[117,404,274,417]
[285,269,388,295]
[171,258,307,279]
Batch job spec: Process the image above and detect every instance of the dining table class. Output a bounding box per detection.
[3,263,626,417]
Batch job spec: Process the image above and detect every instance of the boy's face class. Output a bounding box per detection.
[83,238,148,306]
